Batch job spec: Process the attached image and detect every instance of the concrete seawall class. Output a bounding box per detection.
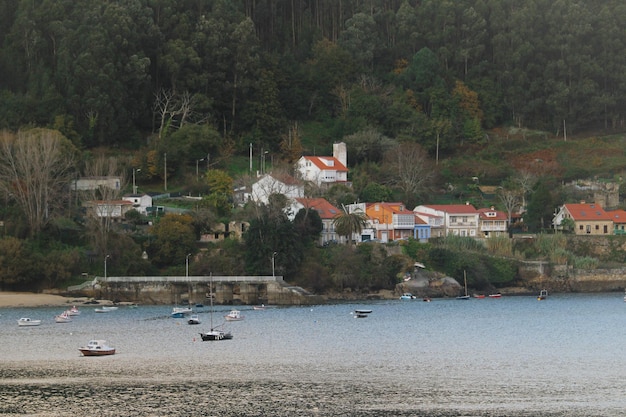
[68,275,325,306]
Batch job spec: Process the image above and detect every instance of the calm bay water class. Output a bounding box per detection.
[0,293,624,416]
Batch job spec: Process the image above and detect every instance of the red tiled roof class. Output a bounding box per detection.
[421,204,478,214]
[302,156,348,172]
[295,198,341,219]
[477,207,508,221]
[564,203,612,221]
[606,209,626,223]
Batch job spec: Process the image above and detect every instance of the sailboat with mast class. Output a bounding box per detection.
[456,270,470,300]
[199,273,233,341]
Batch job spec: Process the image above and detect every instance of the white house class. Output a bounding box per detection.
[122,194,153,215]
[84,200,134,221]
[296,142,349,186]
[250,174,304,204]
[477,207,509,238]
[71,176,121,191]
[414,204,480,237]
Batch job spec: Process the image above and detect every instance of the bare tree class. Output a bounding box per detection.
[80,155,125,256]
[497,187,521,225]
[515,169,538,211]
[383,143,436,208]
[0,129,76,237]
[153,89,193,139]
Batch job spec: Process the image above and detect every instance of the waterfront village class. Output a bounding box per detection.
[68,142,626,306]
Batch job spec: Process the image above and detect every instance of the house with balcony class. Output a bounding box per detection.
[552,202,612,235]
[287,198,343,245]
[477,207,509,238]
[296,142,349,187]
[363,202,415,243]
[414,204,479,237]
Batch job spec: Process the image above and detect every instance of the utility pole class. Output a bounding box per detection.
[249,143,253,173]
[164,153,167,191]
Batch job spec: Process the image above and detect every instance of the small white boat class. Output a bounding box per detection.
[399,293,416,300]
[537,289,548,300]
[187,314,201,325]
[171,307,193,318]
[224,309,244,321]
[488,293,502,298]
[253,304,266,310]
[79,340,116,356]
[95,306,118,313]
[17,317,41,327]
[55,311,72,323]
[68,306,81,316]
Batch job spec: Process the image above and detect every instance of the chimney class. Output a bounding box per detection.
[333,142,347,167]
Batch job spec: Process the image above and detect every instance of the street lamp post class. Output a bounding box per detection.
[249,143,253,173]
[262,150,269,174]
[132,168,141,194]
[196,158,204,181]
[186,253,191,280]
[271,252,277,278]
[104,255,110,281]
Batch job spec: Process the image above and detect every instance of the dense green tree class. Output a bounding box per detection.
[293,208,323,245]
[148,214,196,267]
[525,180,557,232]
[243,203,303,279]
[360,182,393,203]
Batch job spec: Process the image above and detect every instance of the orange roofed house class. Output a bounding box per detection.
[363,202,416,243]
[552,202,613,235]
[296,142,348,187]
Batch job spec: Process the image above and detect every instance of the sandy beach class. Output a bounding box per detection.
[0,291,78,308]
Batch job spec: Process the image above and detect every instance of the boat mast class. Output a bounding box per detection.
[209,273,214,331]
[464,270,468,297]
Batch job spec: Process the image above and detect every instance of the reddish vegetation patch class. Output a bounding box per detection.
[509,148,563,177]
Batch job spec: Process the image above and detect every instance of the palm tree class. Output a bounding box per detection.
[333,206,368,244]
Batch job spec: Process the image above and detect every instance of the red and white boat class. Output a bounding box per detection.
[68,305,81,316]
[488,293,502,298]
[55,311,72,323]
[79,340,116,356]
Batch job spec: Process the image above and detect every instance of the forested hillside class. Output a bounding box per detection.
[1,0,625,152]
[2,0,626,293]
